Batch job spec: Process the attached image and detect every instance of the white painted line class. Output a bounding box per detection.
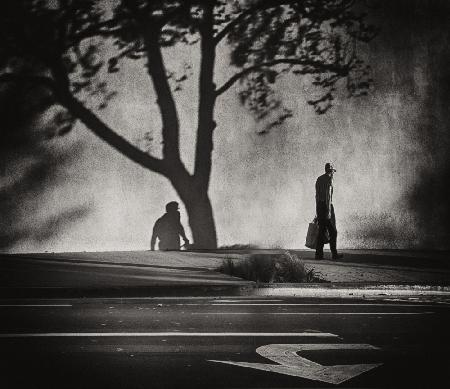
[191,303,437,307]
[0,304,72,307]
[192,312,435,315]
[80,296,235,300]
[0,332,338,338]
[254,288,450,297]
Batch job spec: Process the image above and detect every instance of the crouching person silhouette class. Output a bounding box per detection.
[151,201,190,251]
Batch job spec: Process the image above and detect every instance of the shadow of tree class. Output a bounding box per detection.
[0,76,90,250]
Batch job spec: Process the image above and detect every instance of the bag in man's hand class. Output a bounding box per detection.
[305,218,319,249]
[305,218,330,249]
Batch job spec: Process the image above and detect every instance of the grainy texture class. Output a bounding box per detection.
[2,0,449,252]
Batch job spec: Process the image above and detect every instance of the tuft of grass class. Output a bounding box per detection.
[217,251,325,283]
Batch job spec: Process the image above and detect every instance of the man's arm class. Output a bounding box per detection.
[315,176,331,219]
[315,178,320,205]
[150,221,159,250]
[178,223,189,246]
[325,180,332,219]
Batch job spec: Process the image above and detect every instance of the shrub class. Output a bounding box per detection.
[217,251,324,283]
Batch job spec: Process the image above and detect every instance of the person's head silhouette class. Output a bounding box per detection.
[165,201,179,214]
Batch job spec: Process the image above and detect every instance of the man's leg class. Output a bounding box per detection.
[315,202,328,259]
[327,219,338,256]
[315,221,326,259]
[329,206,343,259]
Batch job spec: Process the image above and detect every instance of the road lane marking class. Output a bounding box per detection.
[103,297,277,300]
[190,303,438,307]
[0,304,72,307]
[192,312,435,315]
[210,343,382,385]
[0,332,338,338]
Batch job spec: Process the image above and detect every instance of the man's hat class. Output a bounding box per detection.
[325,163,336,172]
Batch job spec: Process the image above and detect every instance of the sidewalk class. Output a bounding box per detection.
[2,249,450,298]
[16,249,450,282]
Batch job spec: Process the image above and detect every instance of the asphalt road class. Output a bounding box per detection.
[1,296,449,388]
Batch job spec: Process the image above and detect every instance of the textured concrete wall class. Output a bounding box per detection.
[5,0,450,252]
[210,0,450,249]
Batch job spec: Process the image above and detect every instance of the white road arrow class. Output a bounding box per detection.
[209,343,382,385]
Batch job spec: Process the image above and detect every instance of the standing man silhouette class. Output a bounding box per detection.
[315,163,344,260]
[151,201,189,251]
